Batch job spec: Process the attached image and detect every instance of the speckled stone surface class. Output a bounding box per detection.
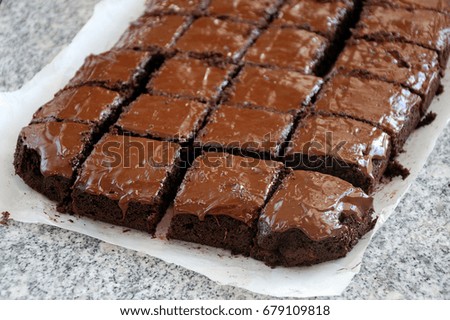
[0,0,449,299]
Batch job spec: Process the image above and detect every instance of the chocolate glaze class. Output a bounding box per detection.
[115,94,208,143]
[175,17,255,61]
[74,134,181,214]
[146,0,206,15]
[115,15,188,51]
[32,86,123,125]
[207,0,279,24]
[259,170,374,241]
[68,50,152,91]
[243,27,329,74]
[148,57,232,102]
[335,39,441,97]
[227,65,323,114]
[173,152,283,225]
[287,114,390,179]
[354,6,450,68]
[273,0,354,39]
[197,105,294,157]
[18,122,93,179]
[315,74,422,137]
[367,0,450,14]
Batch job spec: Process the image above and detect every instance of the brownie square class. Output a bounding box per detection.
[114,94,209,144]
[174,17,255,62]
[285,114,391,193]
[67,50,154,94]
[168,152,284,255]
[196,105,294,158]
[225,65,323,114]
[114,15,189,52]
[14,122,94,206]
[334,39,441,115]
[147,57,233,102]
[72,134,182,234]
[31,86,124,127]
[207,0,280,25]
[273,0,355,41]
[243,26,329,74]
[354,6,450,71]
[252,170,376,267]
[367,0,450,15]
[314,74,422,156]
[145,0,207,15]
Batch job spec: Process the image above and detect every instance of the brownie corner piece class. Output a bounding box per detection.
[14,122,95,206]
[252,170,376,267]
[196,104,294,159]
[285,114,391,194]
[72,133,183,234]
[66,49,157,94]
[167,152,284,255]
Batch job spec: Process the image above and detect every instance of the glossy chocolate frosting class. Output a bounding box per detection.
[355,6,450,54]
[243,27,328,74]
[208,0,279,23]
[367,0,450,14]
[273,0,353,39]
[74,134,181,214]
[148,57,232,101]
[335,39,441,96]
[68,50,151,90]
[18,122,93,179]
[146,0,206,15]
[175,17,254,61]
[287,115,390,179]
[174,152,283,225]
[115,15,187,51]
[315,75,422,135]
[227,65,323,114]
[32,86,122,125]
[116,94,208,143]
[197,105,294,157]
[258,170,374,241]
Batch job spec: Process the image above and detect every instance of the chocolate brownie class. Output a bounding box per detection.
[273,0,355,41]
[285,114,391,193]
[72,134,182,234]
[207,0,280,25]
[114,15,190,52]
[114,94,209,144]
[167,152,284,255]
[174,17,256,62]
[14,122,94,206]
[252,170,376,267]
[353,6,450,71]
[314,74,422,156]
[367,0,450,15]
[31,86,125,127]
[147,57,233,102]
[225,65,323,114]
[196,104,294,158]
[67,50,155,94]
[334,39,441,115]
[243,26,329,75]
[145,0,207,16]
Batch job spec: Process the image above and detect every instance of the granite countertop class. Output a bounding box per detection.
[0,0,449,299]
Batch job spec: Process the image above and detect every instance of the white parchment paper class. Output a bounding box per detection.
[0,0,449,298]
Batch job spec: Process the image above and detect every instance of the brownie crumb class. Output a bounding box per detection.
[68,219,74,223]
[385,160,410,180]
[417,112,437,129]
[436,84,444,96]
[1,211,11,226]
